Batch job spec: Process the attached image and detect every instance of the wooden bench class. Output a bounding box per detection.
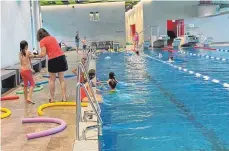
[31,60,41,72]
[1,70,17,94]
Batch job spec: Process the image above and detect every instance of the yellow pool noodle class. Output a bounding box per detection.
[1,108,12,119]
[37,102,88,116]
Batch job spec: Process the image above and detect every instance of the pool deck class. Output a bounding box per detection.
[1,50,99,151]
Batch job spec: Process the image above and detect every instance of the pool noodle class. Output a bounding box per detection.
[22,117,67,140]
[36,81,49,85]
[1,108,12,119]
[1,96,19,101]
[37,102,88,116]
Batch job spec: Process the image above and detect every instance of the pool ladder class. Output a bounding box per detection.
[76,60,103,141]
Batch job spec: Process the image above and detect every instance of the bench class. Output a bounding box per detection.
[34,57,46,68]
[1,70,17,94]
[5,64,21,85]
[31,60,41,72]
[97,42,105,49]
[61,46,72,52]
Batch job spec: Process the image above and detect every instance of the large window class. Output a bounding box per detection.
[89,12,100,21]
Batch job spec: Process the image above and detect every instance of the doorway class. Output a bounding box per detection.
[167,19,184,46]
[130,24,136,39]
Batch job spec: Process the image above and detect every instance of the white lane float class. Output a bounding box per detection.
[183,69,188,72]
[189,71,194,74]
[212,79,220,83]
[195,73,201,77]
[203,76,210,81]
[223,83,229,88]
[145,54,229,89]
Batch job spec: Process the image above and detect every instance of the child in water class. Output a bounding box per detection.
[136,50,139,56]
[19,40,35,104]
[107,72,118,93]
[109,80,117,91]
[107,72,118,84]
[158,53,162,58]
[80,69,102,103]
[168,56,174,62]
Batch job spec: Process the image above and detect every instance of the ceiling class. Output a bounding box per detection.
[40,0,140,11]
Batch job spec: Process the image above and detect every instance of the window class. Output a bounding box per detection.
[89,12,100,21]
[89,12,94,21]
[94,12,99,21]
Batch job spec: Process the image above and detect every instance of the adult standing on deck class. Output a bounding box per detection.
[75,31,80,53]
[33,28,68,103]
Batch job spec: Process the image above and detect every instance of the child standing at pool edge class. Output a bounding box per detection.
[82,37,87,54]
[19,40,35,104]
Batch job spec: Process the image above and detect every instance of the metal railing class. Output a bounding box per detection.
[85,51,91,72]
[76,62,102,140]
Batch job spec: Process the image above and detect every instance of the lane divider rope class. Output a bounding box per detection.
[144,54,229,89]
[216,48,229,53]
[177,51,229,62]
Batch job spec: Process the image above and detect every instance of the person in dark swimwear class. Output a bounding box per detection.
[168,56,174,62]
[136,50,139,56]
[107,72,118,84]
[109,80,117,91]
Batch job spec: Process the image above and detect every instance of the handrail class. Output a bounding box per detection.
[76,83,103,140]
[76,61,102,140]
[138,25,159,35]
[85,51,91,72]
[77,62,101,113]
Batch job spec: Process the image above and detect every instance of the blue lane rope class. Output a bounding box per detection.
[177,51,229,62]
[144,54,229,89]
[216,48,229,52]
[43,74,76,78]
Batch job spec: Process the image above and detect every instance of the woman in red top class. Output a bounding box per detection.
[33,28,68,102]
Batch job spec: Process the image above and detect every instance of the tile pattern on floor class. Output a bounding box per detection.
[1,51,84,151]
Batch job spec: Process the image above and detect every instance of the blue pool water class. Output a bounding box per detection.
[97,48,229,151]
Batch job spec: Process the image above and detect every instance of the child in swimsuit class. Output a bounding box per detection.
[19,40,35,104]
[80,69,102,103]
[109,80,117,91]
[72,57,87,83]
[107,72,118,85]
[136,50,139,56]
[133,32,139,51]
[82,37,87,53]
[168,56,174,62]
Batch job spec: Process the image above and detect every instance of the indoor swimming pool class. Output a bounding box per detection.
[97,48,229,151]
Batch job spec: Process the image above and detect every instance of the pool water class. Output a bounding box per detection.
[96,48,229,151]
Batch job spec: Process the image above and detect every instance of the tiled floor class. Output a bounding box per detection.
[1,51,82,151]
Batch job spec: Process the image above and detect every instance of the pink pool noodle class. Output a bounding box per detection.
[22,117,67,140]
